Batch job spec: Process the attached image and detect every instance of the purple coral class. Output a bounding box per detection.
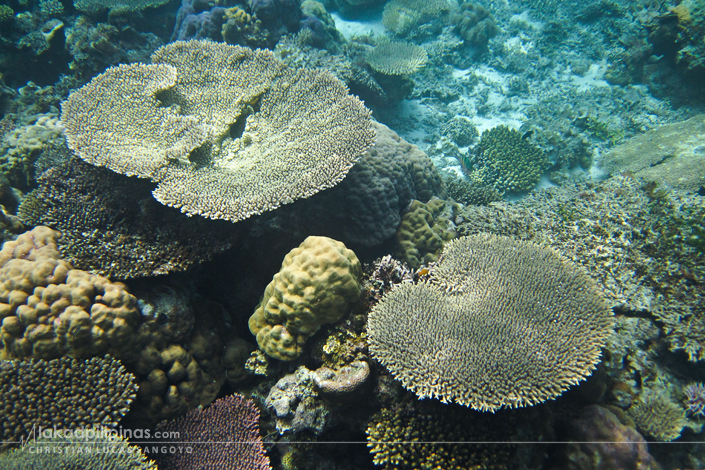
[684,382,705,417]
[156,394,271,470]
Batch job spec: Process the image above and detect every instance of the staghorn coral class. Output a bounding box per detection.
[19,153,239,279]
[462,125,549,194]
[366,41,428,76]
[0,355,137,443]
[61,40,375,223]
[367,234,613,412]
[156,393,271,470]
[442,173,502,206]
[249,236,362,361]
[0,226,143,361]
[366,399,516,469]
[0,426,156,469]
[628,394,688,442]
[394,197,458,269]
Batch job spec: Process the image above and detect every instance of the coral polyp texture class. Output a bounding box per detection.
[0,226,142,360]
[0,355,137,444]
[61,40,375,223]
[156,394,271,470]
[367,234,613,412]
[628,394,689,442]
[367,41,428,75]
[74,0,170,12]
[0,426,156,469]
[249,236,362,361]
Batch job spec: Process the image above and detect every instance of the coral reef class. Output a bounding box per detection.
[366,41,428,76]
[73,0,170,12]
[442,173,502,206]
[394,197,458,269]
[462,125,549,194]
[249,236,362,361]
[0,426,156,469]
[156,394,271,470]
[683,383,705,417]
[0,355,137,443]
[19,153,239,279]
[368,234,613,411]
[61,40,375,223]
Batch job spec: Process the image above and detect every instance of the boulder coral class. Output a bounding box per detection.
[0,226,142,361]
[249,236,362,361]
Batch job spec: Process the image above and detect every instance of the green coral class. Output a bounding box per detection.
[249,236,362,361]
[0,426,156,469]
[463,125,549,194]
[394,197,458,269]
[0,5,13,24]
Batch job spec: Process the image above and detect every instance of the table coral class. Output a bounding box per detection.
[249,236,362,361]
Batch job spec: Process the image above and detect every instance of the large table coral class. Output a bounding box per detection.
[61,40,375,223]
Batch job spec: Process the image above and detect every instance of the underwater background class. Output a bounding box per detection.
[0,0,705,468]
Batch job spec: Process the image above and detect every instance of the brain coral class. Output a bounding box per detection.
[61,40,375,223]
[0,425,155,469]
[463,125,549,194]
[0,226,143,361]
[249,236,362,361]
[367,234,613,412]
[0,355,137,444]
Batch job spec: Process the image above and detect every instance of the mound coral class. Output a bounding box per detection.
[249,236,362,361]
[394,198,458,269]
[463,125,549,194]
[61,40,375,223]
[367,234,613,412]
[156,394,270,470]
[382,0,453,36]
[450,3,499,47]
[0,226,142,361]
[0,355,137,443]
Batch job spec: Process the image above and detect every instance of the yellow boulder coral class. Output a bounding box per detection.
[249,236,362,361]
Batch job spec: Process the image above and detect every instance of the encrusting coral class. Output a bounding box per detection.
[0,355,137,444]
[61,40,375,223]
[249,236,362,361]
[367,234,614,412]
